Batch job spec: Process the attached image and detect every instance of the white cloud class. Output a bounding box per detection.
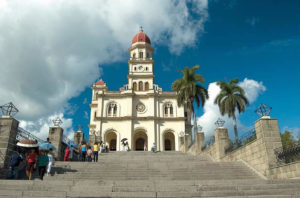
[84,111,89,120]
[19,113,74,141]
[0,0,208,137]
[197,78,266,139]
[82,98,88,105]
[239,78,266,103]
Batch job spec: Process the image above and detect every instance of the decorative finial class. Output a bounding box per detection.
[215,118,225,128]
[0,102,19,117]
[140,26,143,32]
[255,104,272,117]
[197,125,203,132]
[52,117,63,127]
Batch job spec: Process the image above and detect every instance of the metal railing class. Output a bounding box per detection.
[204,135,215,149]
[225,128,257,153]
[62,135,75,146]
[275,145,300,165]
[16,127,45,143]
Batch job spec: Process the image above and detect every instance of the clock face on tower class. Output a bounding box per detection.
[138,66,143,71]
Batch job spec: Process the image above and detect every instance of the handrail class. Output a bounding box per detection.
[16,127,45,143]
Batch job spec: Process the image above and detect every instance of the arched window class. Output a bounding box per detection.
[133,53,136,59]
[139,81,143,91]
[133,82,137,91]
[164,103,174,117]
[113,105,117,116]
[134,67,137,71]
[169,104,173,116]
[107,103,117,117]
[146,52,150,58]
[164,106,168,115]
[145,67,148,71]
[145,82,149,90]
[139,52,143,59]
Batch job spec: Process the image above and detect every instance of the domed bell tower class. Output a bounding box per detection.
[128,27,154,92]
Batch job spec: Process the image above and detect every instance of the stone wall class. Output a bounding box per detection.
[270,162,300,179]
[48,127,64,161]
[184,117,300,179]
[202,143,217,160]
[221,138,269,176]
[0,117,19,169]
[220,118,282,177]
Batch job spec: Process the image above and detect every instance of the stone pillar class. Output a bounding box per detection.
[48,127,63,161]
[196,132,205,152]
[214,127,230,161]
[89,134,96,146]
[95,135,102,144]
[179,136,185,152]
[74,131,84,145]
[184,134,191,152]
[254,117,282,174]
[0,117,19,168]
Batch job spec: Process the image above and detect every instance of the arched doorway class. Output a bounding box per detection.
[110,139,116,151]
[105,131,117,151]
[133,130,148,151]
[136,138,145,151]
[164,131,175,151]
[165,139,171,150]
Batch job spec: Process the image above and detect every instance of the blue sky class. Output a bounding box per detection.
[68,0,300,140]
[1,0,299,140]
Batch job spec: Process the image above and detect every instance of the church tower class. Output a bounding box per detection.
[127,27,154,92]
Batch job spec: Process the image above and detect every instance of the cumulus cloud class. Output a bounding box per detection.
[19,113,74,141]
[0,0,208,137]
[197,78,266,139]
[239,78,266,103]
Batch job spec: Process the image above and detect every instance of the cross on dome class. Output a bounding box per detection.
[132,27,151,44]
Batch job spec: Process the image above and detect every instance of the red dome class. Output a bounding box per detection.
[95,79,105,86]
[132,31,151,45]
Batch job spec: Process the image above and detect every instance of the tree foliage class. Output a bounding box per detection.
[281,131,297,149]
[171,65,208,123]
[214,78,249,140]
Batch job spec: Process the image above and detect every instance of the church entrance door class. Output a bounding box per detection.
[133,130,148,151]
[164,131,175,151]
[110,139,116,151]
[164,139,171,150]
[105,131,118,151]
[135,138,145,151]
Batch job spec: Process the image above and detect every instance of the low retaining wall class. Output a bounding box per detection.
[184,117,300,179]
[221,138,269,176]
[270,162,300,179]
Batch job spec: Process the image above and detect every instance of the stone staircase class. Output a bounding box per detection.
[0,151,300,197]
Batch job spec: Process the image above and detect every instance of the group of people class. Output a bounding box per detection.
[9,148,54,180]
[79,141,108,162]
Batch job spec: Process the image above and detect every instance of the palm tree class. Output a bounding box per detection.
[172,65,208,137]
[214,79,249,141]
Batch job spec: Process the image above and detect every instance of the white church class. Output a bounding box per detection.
[88,28,188,151]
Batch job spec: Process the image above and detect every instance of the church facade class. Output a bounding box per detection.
[88,29,187,151]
